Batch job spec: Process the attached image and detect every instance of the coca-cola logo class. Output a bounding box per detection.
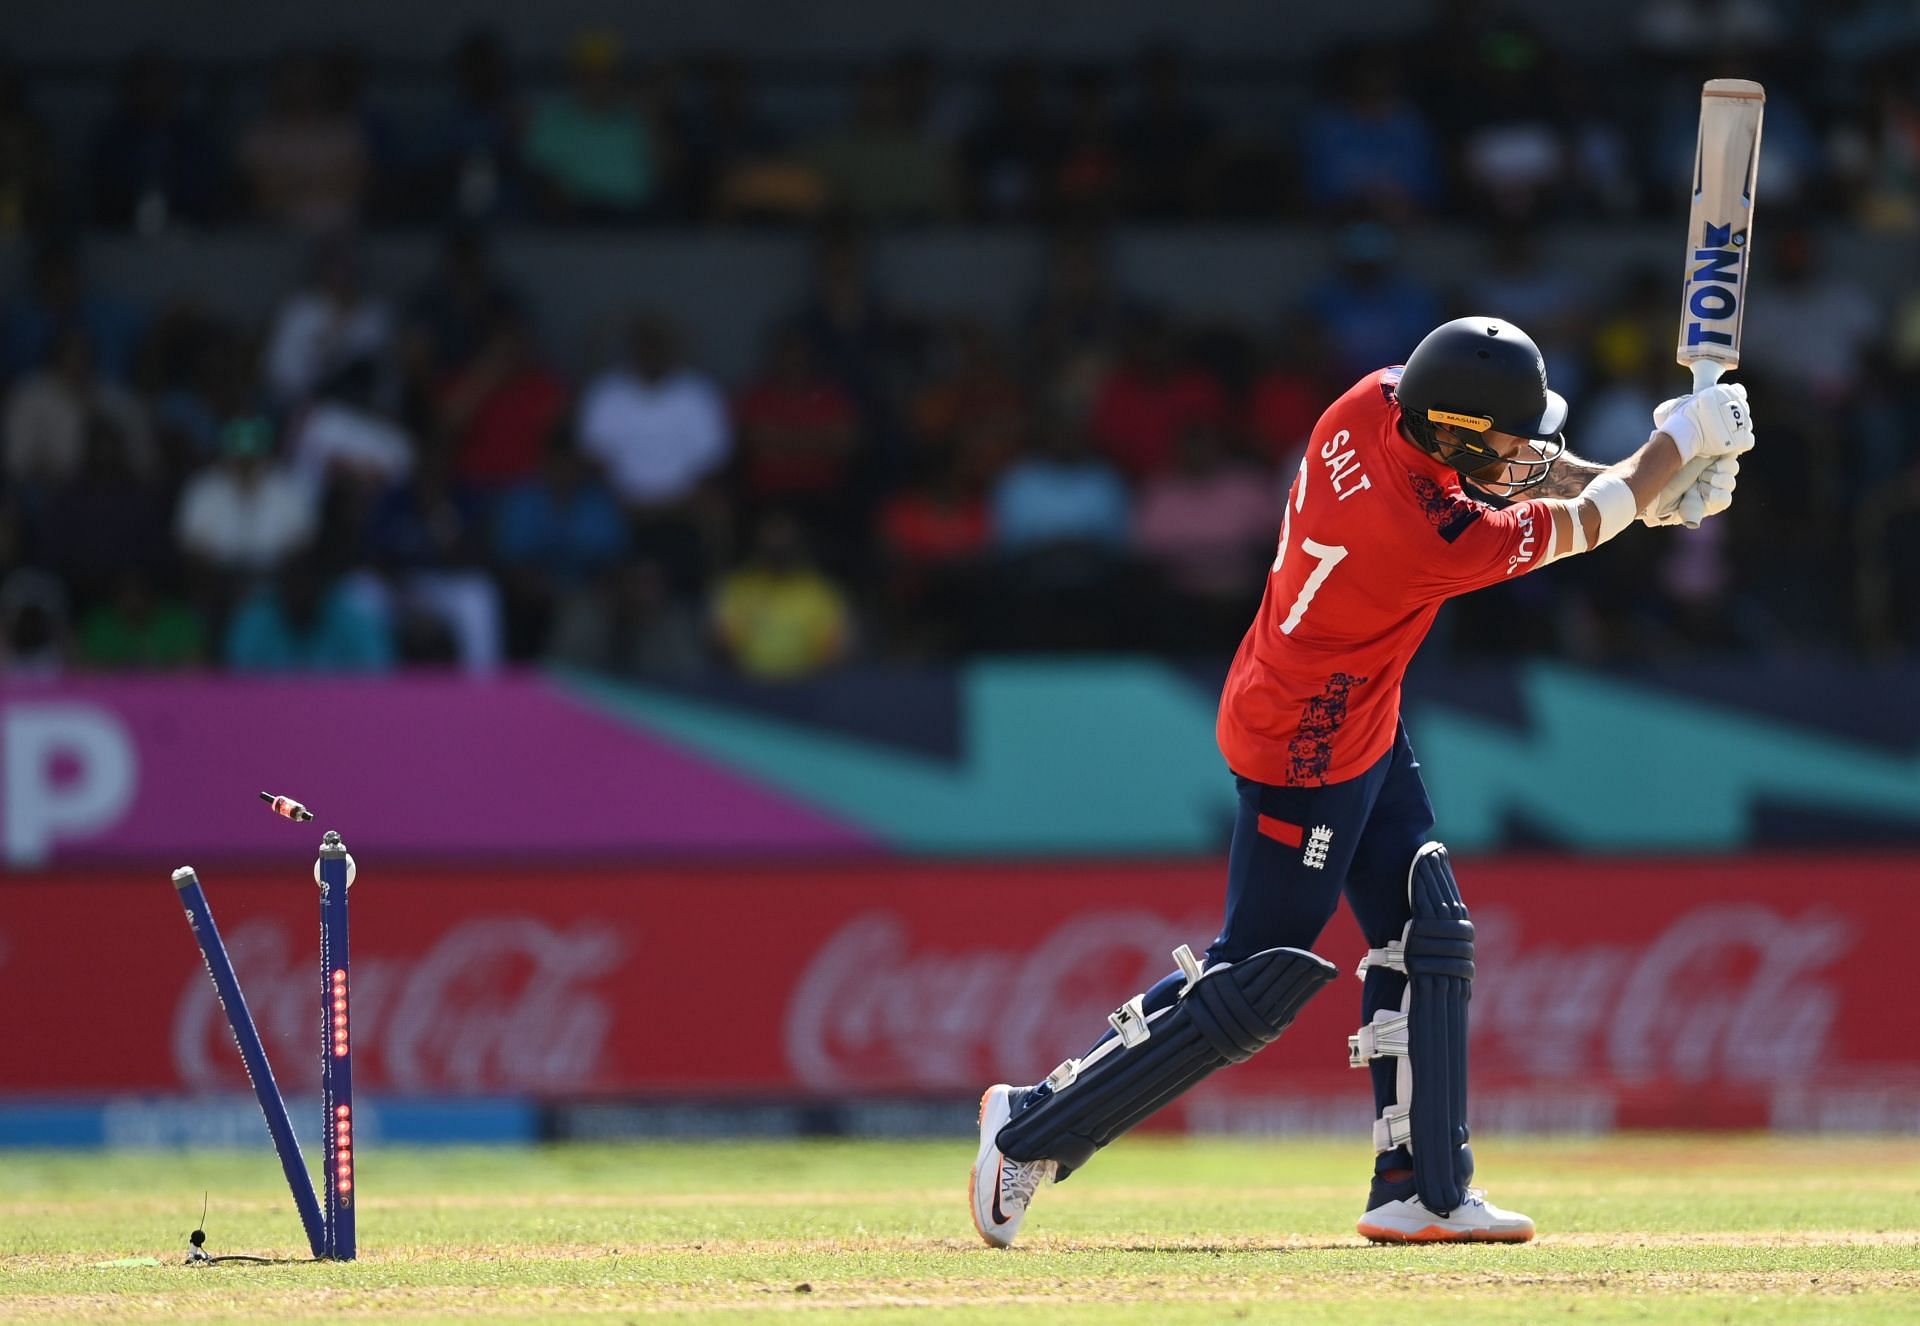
[784,909,1211,1089]
[783,901,1855,1092]
[1458,903,1850,1084]
[174,917,622,1092]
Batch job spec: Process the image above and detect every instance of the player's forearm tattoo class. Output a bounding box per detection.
[1532,451,1609,499]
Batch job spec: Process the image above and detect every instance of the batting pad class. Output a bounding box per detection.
[997,946,1336,1176]
[1405,841,1476,1214]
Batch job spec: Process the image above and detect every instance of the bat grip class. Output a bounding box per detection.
[1663,362,1728,527]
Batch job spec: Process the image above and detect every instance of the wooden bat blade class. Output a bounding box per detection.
[1662,78,1765,526]
[1677,79,1765,377]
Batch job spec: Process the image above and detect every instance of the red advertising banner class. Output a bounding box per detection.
[4,855,1915,1132]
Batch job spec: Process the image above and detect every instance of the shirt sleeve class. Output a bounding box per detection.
[1418,493,1556,595]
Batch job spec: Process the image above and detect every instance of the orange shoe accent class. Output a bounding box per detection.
[1358,1221,1533,1245]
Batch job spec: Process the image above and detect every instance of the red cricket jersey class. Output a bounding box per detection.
[1217,368,1556,787]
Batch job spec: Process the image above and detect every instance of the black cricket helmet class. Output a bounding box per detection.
[1395,317,1567,496]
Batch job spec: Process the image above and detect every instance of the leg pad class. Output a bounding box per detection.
[997,946,1336,1175]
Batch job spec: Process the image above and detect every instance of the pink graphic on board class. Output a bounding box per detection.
[0,674,875,864]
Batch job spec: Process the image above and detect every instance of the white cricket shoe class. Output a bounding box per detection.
[1358,1188,1535,1244]
[969,1084,1055,1248]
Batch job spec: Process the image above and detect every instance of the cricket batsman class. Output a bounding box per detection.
[970,317,1752,1246]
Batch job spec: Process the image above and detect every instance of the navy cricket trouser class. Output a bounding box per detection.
[1112,721,1436,1123]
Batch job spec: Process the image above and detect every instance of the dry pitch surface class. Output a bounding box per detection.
[4,1135,1918,1323]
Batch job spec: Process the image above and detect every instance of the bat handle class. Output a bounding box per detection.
[1663,361,1729,527]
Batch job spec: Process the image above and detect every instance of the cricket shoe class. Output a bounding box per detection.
[1358,1188,1535,1244]
[969,1084,1055,1248]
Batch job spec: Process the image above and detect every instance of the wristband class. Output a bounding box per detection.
[1583,473,1637,546]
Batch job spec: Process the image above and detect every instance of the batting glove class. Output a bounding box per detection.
[1640,454,1739,527]
[1657,382,1755,463]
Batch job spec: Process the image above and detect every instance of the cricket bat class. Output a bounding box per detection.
[1663,78,1765,524]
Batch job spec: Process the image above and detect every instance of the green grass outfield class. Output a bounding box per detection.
[5,1135,1919,1323]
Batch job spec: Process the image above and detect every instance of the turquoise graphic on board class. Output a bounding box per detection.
[560,659,1235,853]
[555,662,1920,853]
[1414,666,1920,849]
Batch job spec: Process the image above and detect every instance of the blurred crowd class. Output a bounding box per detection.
[5,7,1920,234]
[2,3,1919,679]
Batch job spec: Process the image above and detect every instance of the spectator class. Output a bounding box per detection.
[1306,222,1442,384]
[1574,322,1669,465]
[806,67,957,223]
[1026,229,1133,400]
[1461,112,1565,226]
[354,447,503,671]
[1087,313,1229,480]
[436,304,569,490]
[989,417,1133,650]
[1843,64,1920,229]
[1248,317,1338,469]
[1584,263,1672,396]
[31,414,172,606]
[1439,17,1564,224]
[1856,458,1920,657]
[0,59,57,235]
[962,59,1059,222]
[262,237,395,407]
[991,417,1131,554]
[1300,48,1442,218]
[881,447,991,572]
[733,323,862,535]
[1740,226,1883,404]
[436,29,525,224]
[1634,0,1785,58]
[877,445,991,656]
[492,436,628,657]
[1465,223,1593,405]
[323,43,408,223]
[683,54,809,222]
[238,50,370,232]
[1555,66,1640,218]
[550,557,706,677]
[1050,69,1125,221]
[492,440,627,580]
[889,47,970,151]
[225,558,393,672]
[0,569,71,675]
[2,242,146,382]
[1118,44,1218,220]
[910,318,1028,468]
[286,358,416,493]
[1412,2,1548,143]
[79,570,206,668]
[1136,425,1281,644]
[4,326,155,490]
[711,513,853,679]
[405,228,520,380]
[1465,224,1591,355]
[579,316,731,509]
[148,312,257,476]
[89,50,220,231]
[175,416,317,578]
[523,30,660,220]
[790,229,919,436]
